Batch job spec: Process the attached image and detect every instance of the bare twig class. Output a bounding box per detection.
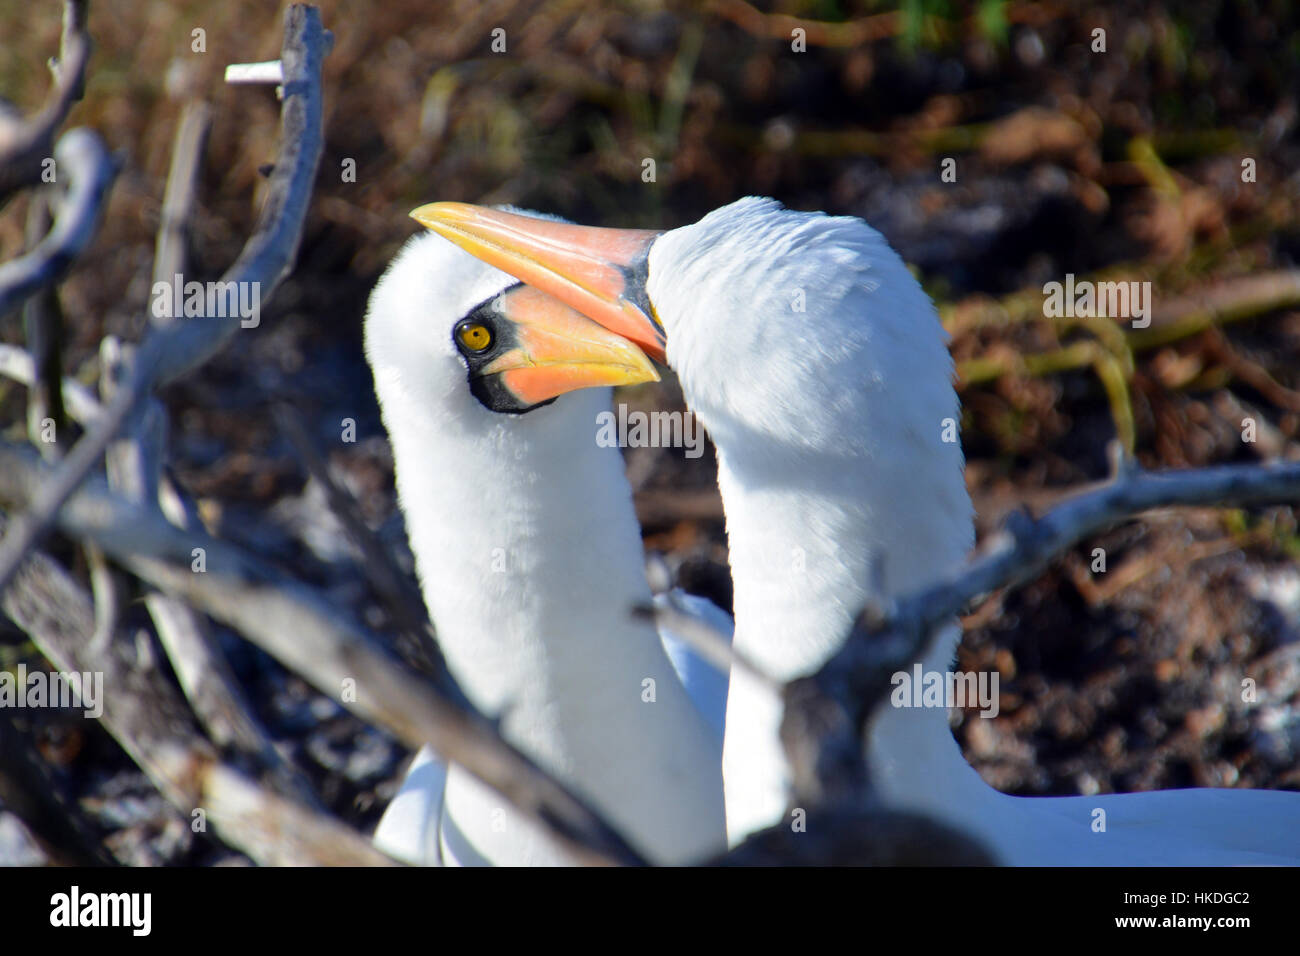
[0,348,221,553]
[100,337,165,512]
[634,597,778,693]
[144,593,324,810]
[224,61,285,85]
[149,743,393,866]
[0,127,116,320]
[0,5,327,599]
[0,0,92,200]
[0,343,102,426]
[151,100,211,302]
[83,541,118,655]
[1135,268,1300,346]
[100,339,320,810]
[22,194,67,456]
[273,403,444,678]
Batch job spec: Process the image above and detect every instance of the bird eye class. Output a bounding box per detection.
[455,321,493,352]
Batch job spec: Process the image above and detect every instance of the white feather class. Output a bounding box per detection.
[649,197,1300,863]
[365,229,726,865]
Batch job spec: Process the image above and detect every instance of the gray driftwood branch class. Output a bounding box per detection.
[0,128,116,320]
[151,101,211,295]
[0,342,102,426]
[0,4,325,598]
[0,0,91,200]
[1,521,392,866]
[103,91,306,805]
[99,342,324,814]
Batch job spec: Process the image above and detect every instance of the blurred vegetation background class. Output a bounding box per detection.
[2,0,1299,862]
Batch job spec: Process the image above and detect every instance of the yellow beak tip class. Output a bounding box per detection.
[410,202,471,230]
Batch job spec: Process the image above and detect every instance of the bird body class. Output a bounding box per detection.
[365,230,725,865]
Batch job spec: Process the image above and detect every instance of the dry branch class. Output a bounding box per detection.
[0,128,115,320]
[100,341,323,812]
[151,101,212,298]
[144,593,322,810]
[635,597,777,692]
[0,0,91,200]
[22,195,66,455]
[149,743,393,866]
[274,404,445,678]
[0,4,326,598]
[1,521,390,866]
[0,343,101,426]
[99,336,299,803]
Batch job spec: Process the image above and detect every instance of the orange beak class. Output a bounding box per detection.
[479,284,659,408]
[411,202,667,362]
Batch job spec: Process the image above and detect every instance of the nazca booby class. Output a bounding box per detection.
[413,196,1300,864]
[365,223,727,865]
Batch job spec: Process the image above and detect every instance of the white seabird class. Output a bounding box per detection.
[364,223,727,865]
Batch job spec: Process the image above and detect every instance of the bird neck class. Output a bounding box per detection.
[713,426,975,842]
[714,434,971,671]
[381,388,723,863]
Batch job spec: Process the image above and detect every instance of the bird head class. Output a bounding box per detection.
[365,213,658,421]
[409,197,960,458]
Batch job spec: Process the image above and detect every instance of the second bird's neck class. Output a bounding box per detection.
[714,439,978,843]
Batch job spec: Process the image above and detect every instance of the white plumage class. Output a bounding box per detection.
[416,195,1300,864]
[649,198,1300,863]
[365,229,726,865]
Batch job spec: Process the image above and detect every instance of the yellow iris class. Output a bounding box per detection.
[456,322,492,352]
